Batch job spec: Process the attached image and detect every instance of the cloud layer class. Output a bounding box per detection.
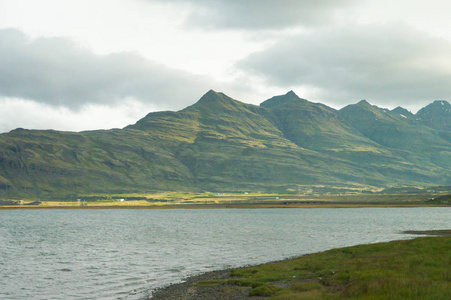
[0,97,152,133]
[152,0,357,30]
[2,1,451,132]
[238,24,451,106]
[0,29,212,110]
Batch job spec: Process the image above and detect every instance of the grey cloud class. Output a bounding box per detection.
[237,24,451,106]
[151,0,357,30]
[0,29,212,109]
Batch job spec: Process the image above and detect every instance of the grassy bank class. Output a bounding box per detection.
[153,236,451,299]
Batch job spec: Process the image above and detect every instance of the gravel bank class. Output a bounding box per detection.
[149,269,266,300]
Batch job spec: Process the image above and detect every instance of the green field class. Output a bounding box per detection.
[1,192,450,208]
[193,236,451,299]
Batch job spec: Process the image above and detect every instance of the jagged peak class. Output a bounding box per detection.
[415,100,451,129]
[351,100,388,112]
[194,89,237,104]
[357,99,371,106]
[429,100,451,108]
[286,90,297,97]
[182,89,250,113]
[417,100,451,116]
[198,89,225,101]
[433,100,450,105]
[340,99,373,112]
[260,90,308,108]
[423,100,451,109]
[391,106,413,117]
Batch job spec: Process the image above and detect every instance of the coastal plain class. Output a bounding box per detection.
[1,192,450,209]
[0,191,451,209]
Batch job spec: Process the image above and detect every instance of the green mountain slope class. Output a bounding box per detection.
[260,91,372,152]
[416,100,451,143]
[259,92,402,166]
[416,100,451,131]
[338,100,451,172]
[1,90,450,198]
[128,91,377,190]
[259,93,450,186]
[0,128,195,197]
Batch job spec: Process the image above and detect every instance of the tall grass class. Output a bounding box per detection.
[203,237,451,299]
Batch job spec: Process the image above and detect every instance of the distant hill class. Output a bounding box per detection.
[1,90,451,198]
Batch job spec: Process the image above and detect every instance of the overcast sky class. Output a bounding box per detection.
[2,0,451,132]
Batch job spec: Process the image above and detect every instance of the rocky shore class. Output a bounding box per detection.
[149,230,451,299]
[149,269,266,300]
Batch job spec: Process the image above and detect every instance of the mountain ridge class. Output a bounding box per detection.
[1,90,450,198]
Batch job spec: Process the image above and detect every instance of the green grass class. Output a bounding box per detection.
[199,237,451,299]
[2,192,450,208]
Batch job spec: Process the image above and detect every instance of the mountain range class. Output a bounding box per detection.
[1,90,451,198]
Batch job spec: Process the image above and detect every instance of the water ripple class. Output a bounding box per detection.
[0,207,449,299]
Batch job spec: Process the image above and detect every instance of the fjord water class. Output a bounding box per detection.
[1,208,449,299]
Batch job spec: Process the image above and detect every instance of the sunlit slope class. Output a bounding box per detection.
[339,100,451,172]
[0,90,450,198]
[260,92,402,164]
[129,90,380,190]
[0,128,196,197]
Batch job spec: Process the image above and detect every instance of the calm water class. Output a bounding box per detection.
[0,208,449,299]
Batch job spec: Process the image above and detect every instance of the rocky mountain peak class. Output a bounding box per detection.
[391,107,413,118]
[260,90,308,108]
[416,100,451,130]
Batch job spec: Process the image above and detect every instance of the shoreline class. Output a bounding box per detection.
[1,202,448,210]
[2,192,448,210]
[149,230,451,299]
[150,268,259,300]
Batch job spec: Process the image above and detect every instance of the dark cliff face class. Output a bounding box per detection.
[338,100,449,151]
[416,100,451,131]
[1,91,451,198]
[391,107,414,118]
